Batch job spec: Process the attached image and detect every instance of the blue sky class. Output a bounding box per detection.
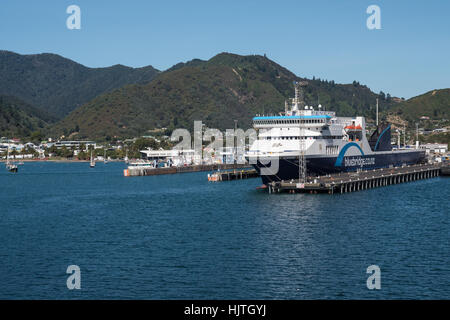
[0,0,449,99]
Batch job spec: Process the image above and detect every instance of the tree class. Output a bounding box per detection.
[134,138,158,151]
[77,151,88,160]
[30,131,43,144]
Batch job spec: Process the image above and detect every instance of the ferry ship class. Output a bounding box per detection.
[245,82,426,185]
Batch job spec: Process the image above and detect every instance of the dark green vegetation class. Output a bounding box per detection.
[0,50,159,118]
[53,53,396,140]
[388,89,449,145]
[389,89,450,122]
[419,132,450,146]
[1,51,448,141]
[0,95,55,139]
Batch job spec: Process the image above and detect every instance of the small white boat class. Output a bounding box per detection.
[5,144,18,173]
[127,160,155,169]
[90,150,96,168]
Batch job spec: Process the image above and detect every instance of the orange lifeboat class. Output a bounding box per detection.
[345,124,362,130]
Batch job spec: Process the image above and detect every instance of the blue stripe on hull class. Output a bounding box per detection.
[251,151,426,185]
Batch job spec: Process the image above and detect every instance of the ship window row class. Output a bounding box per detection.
[326,145,339,155]
[262,136,343,140]
[254,119,326,125]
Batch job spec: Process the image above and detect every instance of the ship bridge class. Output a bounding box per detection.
[253,112,335,129]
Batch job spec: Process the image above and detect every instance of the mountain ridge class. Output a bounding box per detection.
[52,52,400,140]
[389,88,450,122]
[0,50,160,118]
[2,51,448,141]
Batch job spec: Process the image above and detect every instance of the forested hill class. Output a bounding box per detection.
[53,52,396,139]
[389,89,450,122]
[0,95,55,138]
[0,50,160,118]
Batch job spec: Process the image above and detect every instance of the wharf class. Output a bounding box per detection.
[124,163,252,177]
[267,163,447,194]
[208,168,258,182]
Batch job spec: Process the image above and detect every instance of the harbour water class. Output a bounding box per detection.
[0,162,448,299]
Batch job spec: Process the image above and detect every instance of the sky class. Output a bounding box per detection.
[0,0,449,99]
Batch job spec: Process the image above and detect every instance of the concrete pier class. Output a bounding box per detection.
[208,169,258,182]
[125,163,252,177]
[268,163,446,194]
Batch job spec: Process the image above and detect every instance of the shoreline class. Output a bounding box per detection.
[0,159,126,163]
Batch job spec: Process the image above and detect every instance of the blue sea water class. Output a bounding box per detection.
[0,161,448,299]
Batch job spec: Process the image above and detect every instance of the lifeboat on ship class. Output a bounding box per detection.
[345,124,362,131]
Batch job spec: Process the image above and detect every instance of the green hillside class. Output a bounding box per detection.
[0,95,54,138]
[53,53,395,140]
[0,51,160,118]
[389,89,450,122]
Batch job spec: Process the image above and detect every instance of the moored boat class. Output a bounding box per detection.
[90,150,96,168]
[5,142,18,173]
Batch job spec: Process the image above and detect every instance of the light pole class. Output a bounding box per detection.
[234,120,238,164]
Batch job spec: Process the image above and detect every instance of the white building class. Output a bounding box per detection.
[54,141,97,150]
[140,149,195,166]
[420,143,448,154]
